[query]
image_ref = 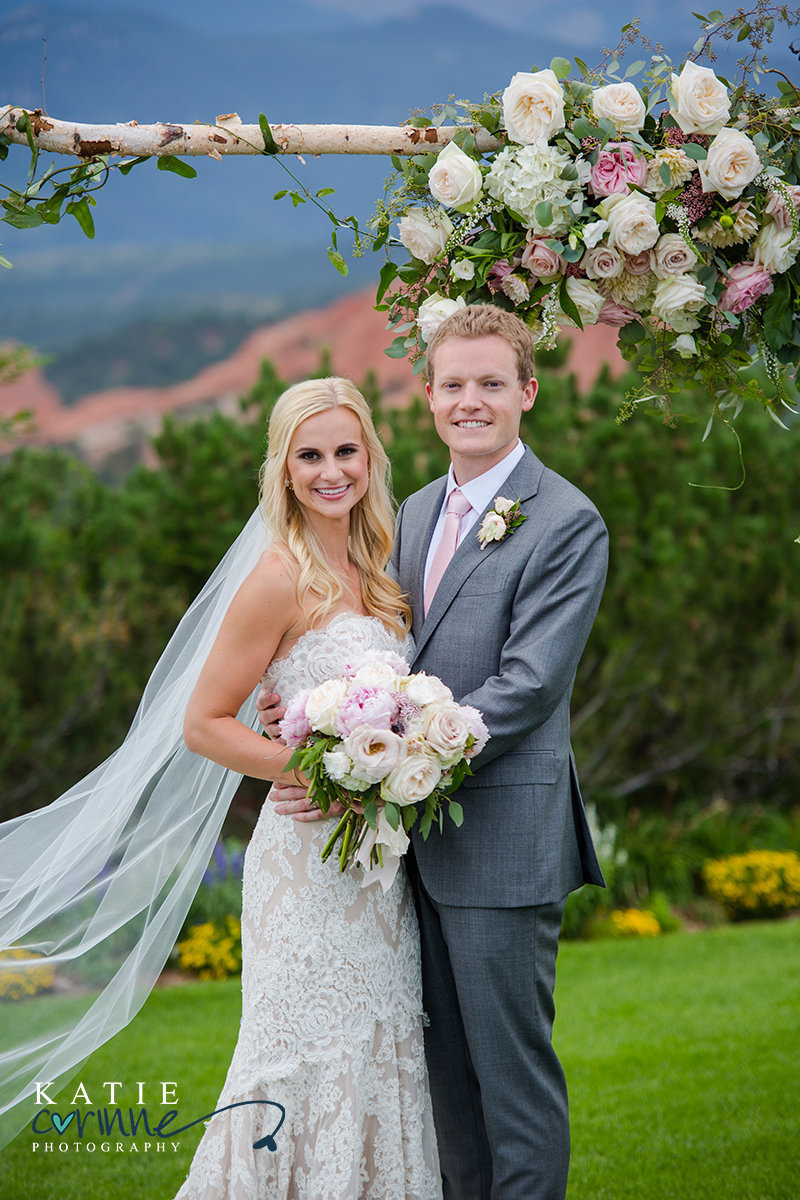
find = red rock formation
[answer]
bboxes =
[1,285,626,468]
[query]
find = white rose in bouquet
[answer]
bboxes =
[502,69,565,144]
[592,81,646,132]
[428,142,483,211]
[344,727,407,786]
[397,206,454,264]
[651,274,707,332]
[698,128,761,200]
[418,293,468,343]
[752,221,800,273]
[651,233,698,278]
[305,678,349,735]
[451,258,476,280]
[603,192,660,255]
[583,218,609,249]
[669,61,730,135]
[424,703,471,761]
[560,277,605,327]
[350,660,403,690]
[322,747,355,783]
[381,753,443,807]
[403,671,454,707]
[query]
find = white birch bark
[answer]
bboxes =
[0,106,500,158]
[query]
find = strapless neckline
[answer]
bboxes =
[266,611,388,675]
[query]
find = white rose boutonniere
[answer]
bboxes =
[477,496,527,549]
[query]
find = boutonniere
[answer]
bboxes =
[477,496,527,549]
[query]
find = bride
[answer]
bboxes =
[173,376,441,1198]
[0,376,440,1198]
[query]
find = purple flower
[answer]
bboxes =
[335,685,400,738]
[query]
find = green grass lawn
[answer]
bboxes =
[1,919,797,1200]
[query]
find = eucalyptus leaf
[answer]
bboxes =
[550,56,572,80]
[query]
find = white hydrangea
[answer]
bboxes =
[486,143,588,233]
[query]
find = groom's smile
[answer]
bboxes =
[426,335,538,482]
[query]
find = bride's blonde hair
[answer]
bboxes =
[259,377,411,638]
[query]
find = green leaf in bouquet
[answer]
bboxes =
[383,801,400,831]
[550,57,572,81]
[362,799,378,830]
[402,806,418,831]
[558,275,583,329]
[682,143,708,161]
[448,800,464,828]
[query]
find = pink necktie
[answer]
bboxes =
[425,488,472,615]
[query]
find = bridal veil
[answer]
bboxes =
[0,507,270,1147]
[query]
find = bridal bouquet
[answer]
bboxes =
[280,650,489,874]
[376,12,800,422]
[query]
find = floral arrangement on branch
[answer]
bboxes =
[280,650,489,875]
[375,9,800,426]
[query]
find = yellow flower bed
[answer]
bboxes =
[703,850,800,919]
[610,908,661,938]
[0,947,56,1000]
[177,915,242,980]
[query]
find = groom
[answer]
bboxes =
[265,304,608,1199]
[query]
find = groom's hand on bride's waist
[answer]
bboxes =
[256,689,285,739]
[268,782,345,822]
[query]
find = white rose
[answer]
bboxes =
[493,496,514,515]
[651,233,697,278]
[417,293,467,344]
[752,221,800,273]
[322,747,355,783]
[351,661,401,690]
[698,128,761,201]
[669,61,730,135]
[428,142,483,211]
[592,82,646,132]
[603,192,659,255]
[583,218,609,249]
[502,69,565,145]
[305,678,348,735]
[381,753,442,807]
[477,511,506,546]
[582,244,624,281]
[344,726,407,785]
[397,206,454,264]
[451,258,476,280]
[673,334,698,358]
[424,703,470,760]
[560,277,605,327]
[375,808,410,858]
[403,672,453,707]
[651,274,707,332]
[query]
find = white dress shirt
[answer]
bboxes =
[423,440,526,592]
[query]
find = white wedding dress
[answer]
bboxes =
[174,613,441,1200]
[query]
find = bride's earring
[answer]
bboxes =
[285,477,294,491]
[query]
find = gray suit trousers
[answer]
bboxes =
[407,851,569,1200]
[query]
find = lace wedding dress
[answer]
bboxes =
[174,613,441,1200]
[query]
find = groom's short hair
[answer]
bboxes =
[425,304,536,387]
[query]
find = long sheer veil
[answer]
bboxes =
[0,507,270,1148]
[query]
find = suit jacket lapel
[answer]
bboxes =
[414,447,544,657]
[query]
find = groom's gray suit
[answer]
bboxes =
[391,444,608,1200]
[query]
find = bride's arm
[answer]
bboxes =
[183,552,304,783]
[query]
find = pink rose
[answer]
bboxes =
[582,244,624,281]
[521,237,565,278]
[599,298,638,327]
[280,690,312,747]
[335,684,399,738]
[589,142,648,197]
[624,250,653,276]
[719,262,774,315]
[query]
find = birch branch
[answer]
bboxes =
[0,106,501,159]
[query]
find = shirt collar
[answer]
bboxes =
[444,440,525,516]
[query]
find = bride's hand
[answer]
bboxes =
[269,781,346,822]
